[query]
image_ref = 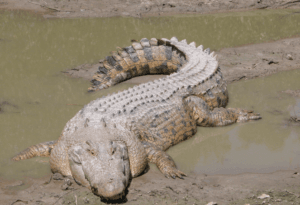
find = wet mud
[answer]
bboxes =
[1,0,300,18]
[2,168,300,205]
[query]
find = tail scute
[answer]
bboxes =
[88,37,187,92]
[12,140,57,161]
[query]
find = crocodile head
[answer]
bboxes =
[68,140,130,200]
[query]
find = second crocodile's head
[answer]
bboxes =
[68,140,131,200]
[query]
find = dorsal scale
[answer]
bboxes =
[87,37,219,118]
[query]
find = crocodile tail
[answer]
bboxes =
[88,37,187,92]
[12,140,58,161]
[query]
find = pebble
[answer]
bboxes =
[257,194,270,199]
[286,54,293,60]
[206,202,217,205]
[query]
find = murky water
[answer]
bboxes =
[0,9,300,180]
[168,69,300,175]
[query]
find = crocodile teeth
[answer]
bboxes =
[189,42,196,48]
[170,37,179,42]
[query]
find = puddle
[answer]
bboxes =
[0,9,300,180]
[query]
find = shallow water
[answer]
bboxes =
[168,69,300,175]
[0,9,300,180]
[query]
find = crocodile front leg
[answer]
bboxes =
[185,96,261,127]
[143,142,186,179]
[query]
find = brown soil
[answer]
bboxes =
[1,168,300,205]
[1,0,300,18]
[1,1,300,205]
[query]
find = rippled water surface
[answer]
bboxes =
[0,9,300,179]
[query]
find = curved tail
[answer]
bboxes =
[12,140,58,161]
[88,37,187,92]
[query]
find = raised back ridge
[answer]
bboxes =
[82,37,220,121]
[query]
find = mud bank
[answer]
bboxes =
[2,168,300,205]
[1,0,300,18]
[65,37,300,85]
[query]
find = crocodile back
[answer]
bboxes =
[64,37,226,136]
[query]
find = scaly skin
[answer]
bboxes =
[12,37,261,200]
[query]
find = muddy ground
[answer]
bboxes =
[1,168,300,205]
[1,0,300,18]
[1,1,300,205]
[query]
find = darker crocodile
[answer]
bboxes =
[13,37,261,200]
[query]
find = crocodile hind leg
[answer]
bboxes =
[185,96,261,127]
[143,142,186,179]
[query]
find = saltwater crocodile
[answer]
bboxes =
[13,37,261,200]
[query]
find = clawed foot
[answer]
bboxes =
[162,167,186,179]
[235,109,261,122]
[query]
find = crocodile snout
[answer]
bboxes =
[92,180,125,200]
